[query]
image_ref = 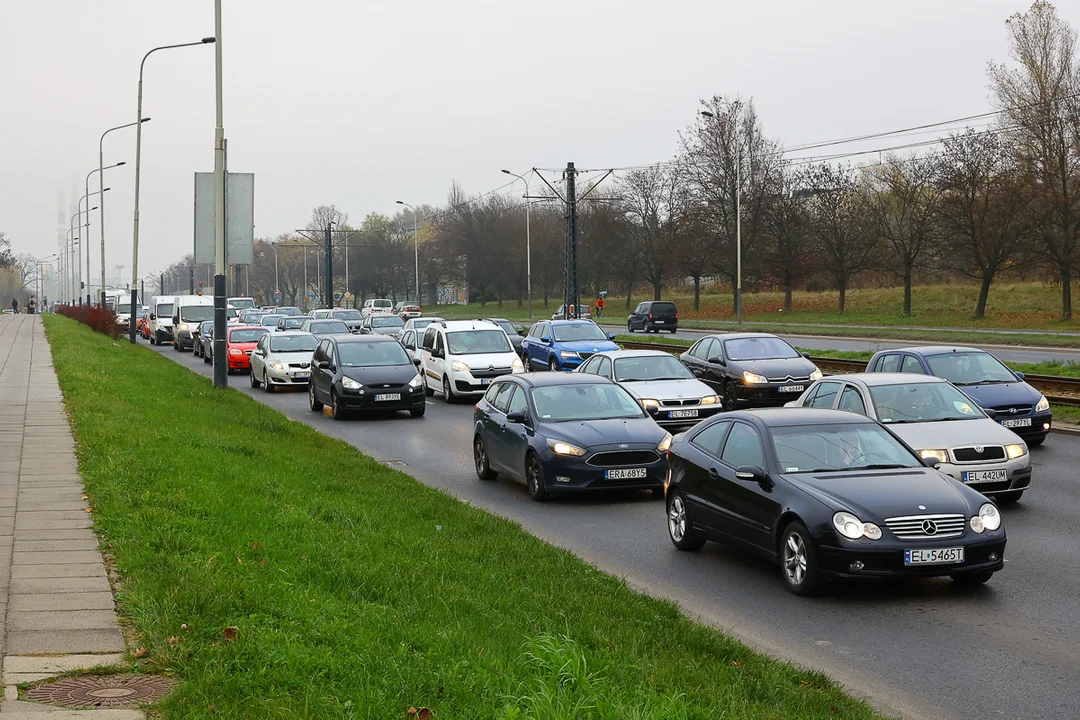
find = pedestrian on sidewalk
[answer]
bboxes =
[27,296,37,314]
[10,297,18,314]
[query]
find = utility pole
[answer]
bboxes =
[211,0,228,388]
[159,273,164,296]
[140,279,145,305]
[189,267,194,296]
[324,222,334,308]
[563,162,579,319]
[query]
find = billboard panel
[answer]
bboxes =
[194,172,254,265]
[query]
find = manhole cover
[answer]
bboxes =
[26,674,173,709]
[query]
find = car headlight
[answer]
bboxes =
[341,377,362,390]
[560,350,578,359]
[742,371,768,385]
[1005,443,1027,460]
[919,449,949,464]
[832,511,882,540]
[268,361,284,371]
[408,374,424,388]
[547,438,587,456]
[511,358,524,372]
[700,395,720,405]
[640,398,660,409]
[451,360,470,373]
[1035,395,1050,413]
[228,348,242,356]
[657,432,673,452]
[810,369,824,381]
[979,502,1001,532]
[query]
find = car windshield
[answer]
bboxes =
[261,315,284,327]
[134,309,146,318]
[614,355,694,382]
[117,304,131,315]
[331,310,362,321]
[771,423,922,473]
[310,321,350,334]
[925,351,1017,385]
[281,318,306,329]
[229,329,268,343]
[447,330,511,355]
[372,316,404,328]
[271,335,317,353]
[277,307,302,316]
[531,383,645,421]
[241,312,265,322]
[553,323,607,342]
[226,307,239,319]
[868,382,985,423]
[200,321,214,334]
[180,306,214,322]
[413,319,437,329]
[338,341,411,367]
[724,336,799,361]
[156,303,173,317]
[494,320,516,335]
[229,298,255,309]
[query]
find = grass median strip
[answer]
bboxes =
[43,315,882,719]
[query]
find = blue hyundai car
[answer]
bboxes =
[520,320,619,371]
[471,373,671,501]
[866,346,1051,446]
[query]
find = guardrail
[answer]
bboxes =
[618,340,1080,408]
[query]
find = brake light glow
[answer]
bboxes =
[649,312,653,320]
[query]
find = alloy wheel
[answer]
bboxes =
[783,532,808,587]
[443,376,453,403]
[549,359,559,372]
[668,495,687,542]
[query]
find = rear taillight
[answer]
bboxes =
[675,312,679,320]
[649,312,653,320]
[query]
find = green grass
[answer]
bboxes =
[43,315,883,720]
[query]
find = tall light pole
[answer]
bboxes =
[72,201,103,304]
[501,170,533,318]
[396,201,420,304]
[64,228,78,304]
[130,36,215,345]
[99,120,148,306]
[700,108,741,325]
[85,163,125,306]
[210,0,229,387]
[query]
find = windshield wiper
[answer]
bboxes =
[855,463,910,470]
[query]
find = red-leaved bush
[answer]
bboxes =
[57,305,122,339]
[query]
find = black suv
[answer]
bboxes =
[626,301,678,333]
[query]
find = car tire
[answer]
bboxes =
[308,382,323,411]
[203,351,211,365]
[174,340,181,352]
[524,355,534,372]
[951,570,994,586]
[669,329,677,334]
[424,379,434,397]
[996,490,1024,503]
[149,334,155,345]
[525,452,548,501]
[473,436,497,480]
[667,490,705,551]
[331,390,347,420]
[263,372,274,393]
[226,367,233,376]
[442,376,454,404]
[627,321,634,333]
[250,371,260,388]
[722,381,739,412]
[780,521,822,596]
[549,358,559,372]
[410,406,425,418]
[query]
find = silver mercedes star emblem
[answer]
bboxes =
[974,445,984,453]
[618,444,629,449]
[922,520,938,535]
[918,504,927,510]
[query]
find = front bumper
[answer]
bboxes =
[737,383,810,407]
[653,404,722,428]
[265,366,312,385]
[452,368,521,394]
[997,411,1052,442]
[539,447,667,492]
[155,327,174,341]
[936,456,1032,497]
[175,330,194,348]
[336,384,427,411]
[816,532,1006,580]
[227,353,251,370]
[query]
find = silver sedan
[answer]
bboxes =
[249,331,318,392]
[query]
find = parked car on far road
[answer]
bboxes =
[626,300,679,334]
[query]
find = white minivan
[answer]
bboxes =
[171,296,216,351]
[361,298,394,318]
[421,320,523,402]
[228,297,257,311]
[147,296,176,345]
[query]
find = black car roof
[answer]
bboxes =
[700,332,783,341]
[511,372,615,389]
[724,408,874,427]
[332,334,396,344]
[875,346,981,356]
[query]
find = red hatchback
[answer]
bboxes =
[226,326,269,373]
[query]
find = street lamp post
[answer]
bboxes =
[129,36,215,345]
[700,108,741,325]
[395,201,420,304]
[77,191,109,305]
[501,170,533,318]
[85,163,125,306]
[99,120,148,306]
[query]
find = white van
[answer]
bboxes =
[361,298,394,318]
[148,296,176,345]
[228,297,257,311]
[421,320,523,402]
[172,296,216,351]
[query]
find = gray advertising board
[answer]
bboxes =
[194,172,254,265]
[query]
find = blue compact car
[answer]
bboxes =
[520,320,619,371]
[866,346,1051,446]
[472,373,671,501]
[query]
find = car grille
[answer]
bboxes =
[951,445,1006,463]
[660,398,701,407]
[289,362,310,369]
[470,367,513,379]
[765,375,811,383]
[577,352,594,360]
[884,513,966,540]
[586,450,661,467]
[991,404,1032,416]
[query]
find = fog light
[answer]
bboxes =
[1043,423,1050,431]
[555,476,571,484]
[849,561,864,572]
[989,553,998,562]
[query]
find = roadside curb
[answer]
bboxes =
[1050,423,1080,436]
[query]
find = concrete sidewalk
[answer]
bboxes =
[0,316,137,718]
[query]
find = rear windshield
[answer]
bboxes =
[310,321,350,334]
[229,328,268,343]
[650,302,676,314]
[180,306,214,322]
[276,307,302,316]
[229,298,256,309]
[372,300,393,308]
[280,318,306,328]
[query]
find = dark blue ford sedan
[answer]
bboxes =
[472,373,670,501]
[866,346,1051,446]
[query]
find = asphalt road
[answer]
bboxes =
[152,340,1080,720]
[602,324,1080,365]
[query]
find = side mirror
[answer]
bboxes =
[1014,371,1025,381]
[608,334,616,341]
[149,313,156,320]
[735,465,771,490]
[543,337,552,345]
[983,408,997,419]
[413,357,422,366]
[708,356,725,366]
[506,411,526,424]
[518,329,527,336]
[922,456,942,469]
[801,351,811,359]
[317,360,330,370]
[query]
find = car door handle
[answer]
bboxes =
[708,467,721,480]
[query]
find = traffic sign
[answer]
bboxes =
[333,292,342,301]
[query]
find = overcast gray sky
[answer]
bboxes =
[2,0,1076,287]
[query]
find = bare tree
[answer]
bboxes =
[0,232,14,270]
[619,164,686,301]
[761,164,814,313]
[937,130,1034,318]
[989,0,1080,318]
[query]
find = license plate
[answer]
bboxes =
[293,373,309,380]
[605,467,647,480]
[654,320,664,324]
[778,384,804,393]
[374,393,401,402]
[905,547,964,566]
[479,378,490,386]
[962,469,1007,483]
[668,409,698,419]
[1001,418,1032,428]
